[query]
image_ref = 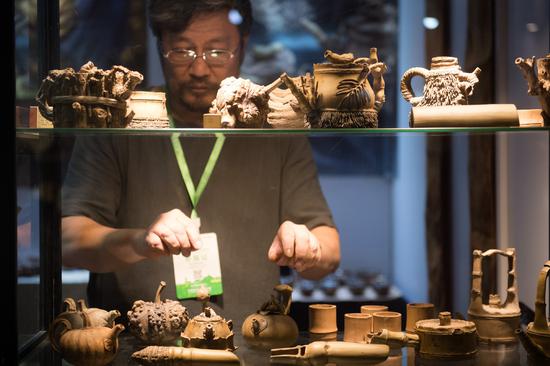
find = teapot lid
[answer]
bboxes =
[192,307,225,323]
[416,312,476,334]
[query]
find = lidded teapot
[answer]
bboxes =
[401,56,481,106]
[242,284,299,349]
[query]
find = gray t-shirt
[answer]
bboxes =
[62,134,335,324]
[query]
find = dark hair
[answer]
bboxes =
[148,0,253,40]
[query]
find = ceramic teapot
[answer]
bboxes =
[50,311,125,366]
[242,284,299,349]
[281,48,387,128]
[127,281,189,345]
[181,306,236,351]
[517,261,550,359]
[401,56,481,107]
[516,54,550,123]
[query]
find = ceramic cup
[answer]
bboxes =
[372,311,402,333]
[343,313,373,343]
[309,304,337,341]
[360,305,389,331]
[406,303,435,334]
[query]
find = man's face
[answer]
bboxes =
[160,10,243,115]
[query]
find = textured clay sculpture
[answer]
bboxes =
[77,299,120,328]
[282,48,387,128]
[308,304,338,341]
[516,54,550,123]
[241,284,299,349]
[415,312,478,359]
[371,329,420,349]
[270,341,390,365]
[127,281,189,345]
[467,248,521,343]
[401,56,480,107]
[36,61,143,128]
[517,261,550,359]
[181,294,235,351]
[131,346,241,365]
[49,312,125,366]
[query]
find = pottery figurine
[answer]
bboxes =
[271,341,390,365]
[467,248,521,343]
[516,54,550,123]
[49,312,124,366]
[401,56,481,107]
[131,346,241,365]
[518,261,550,359]
[127,281,189,345]
[281,48,387,128]
[242,284,299,349]
[77,299,120,328]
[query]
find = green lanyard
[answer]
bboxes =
[170,116,225,219]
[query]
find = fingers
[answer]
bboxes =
[269,221,321,272]
[144,209,202,258]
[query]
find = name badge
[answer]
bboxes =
[173,232,223,299]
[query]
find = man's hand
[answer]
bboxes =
[139,209,202,258]
[268,220,321,272]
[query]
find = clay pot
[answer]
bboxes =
[127,281,189,345]
[343,313,372,344]
[416,312,478,359]
[309,304,337,341]
[50,314,125,366]
[406,303,435,334]
[182,306,235,351]
[242,284,299,349]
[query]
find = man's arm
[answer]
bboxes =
[268,221,340,280]
[62,209,202,273]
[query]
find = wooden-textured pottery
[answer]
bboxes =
[467,248,521,343]
[372,311,402,333]
[308,304,337,341]
[271,341,390,365]
[242,284,299,349]
[406,303,435,334]
[360,305,388,332]
[416,312,478,359]
[516,54,550,123]
[127,281,189,345]
[401,56,480,107]
[520,261,550,358]
[343,313,372,344]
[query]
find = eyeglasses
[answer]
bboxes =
[163,48,236,66]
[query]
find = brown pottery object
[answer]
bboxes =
[281,48,387,128]
[182,306,235,351]
[518,261,550,359]
[516,54,550,123]
[467,248,521,343]
[242,284,299,349]
[131,346,241,365]
[406,303,435,334]
[343,313,373,344]
[401,56,481,107]
[49,312,125,366]
[360,305,388,332]
[415,312,478,359]
[372,311,402,334]
[271,341,390,365]
[127,281,189,345]
[308,304,337,341]
[35,61,143,128]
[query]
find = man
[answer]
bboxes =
[62,0,340,322]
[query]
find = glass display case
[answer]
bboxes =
[14,126,550,366]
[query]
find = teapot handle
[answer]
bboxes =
[533,261,550,332]
[400,67,428,106]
